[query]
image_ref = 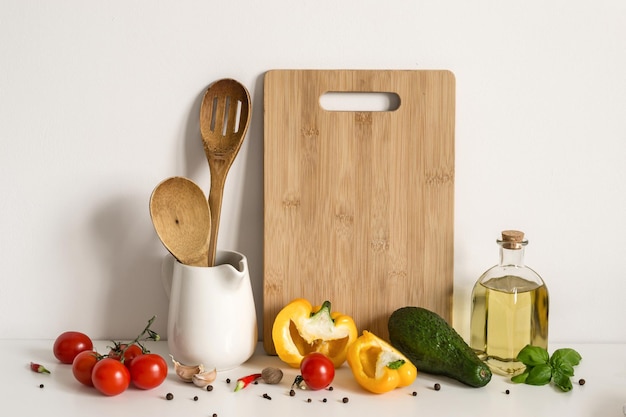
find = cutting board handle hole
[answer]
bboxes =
[319,92,400,112]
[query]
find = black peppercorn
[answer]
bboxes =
[226,378,231,383]
[39,384,44,389]
[579,378,586,385]
[505,389,510,395]
[307,398,312,403]
[289,389,296,396]
[322,398,327,403]
[434,383,441,391]
[342,397,349,403]
[328,386,334,391]
[412,391,417,396]
[206,384,213,391]
[166,393,174,400]
[193,396,198,401]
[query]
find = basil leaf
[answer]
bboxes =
[553,371,573,392]
[553,360,574,377]
[551,348,582,367]
[511,346,581,391]
[511,370,529,384]
[525,363,552,385]
[516,345,550,366]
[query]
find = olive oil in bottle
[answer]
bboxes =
[470,230,549,375]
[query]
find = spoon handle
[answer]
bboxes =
[207,174,226,267]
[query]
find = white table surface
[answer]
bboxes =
[3,340,623,416]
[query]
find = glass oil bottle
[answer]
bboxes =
[470,230,549,375]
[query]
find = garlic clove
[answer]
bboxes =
[192,368,217,388]
[170,354,204,382]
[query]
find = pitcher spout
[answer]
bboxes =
[215,250,248,274]
[161,249,249,298]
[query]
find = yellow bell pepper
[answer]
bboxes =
[272,298,358,368]
[347,330,418,394]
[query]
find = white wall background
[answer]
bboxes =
[1,0,625,343]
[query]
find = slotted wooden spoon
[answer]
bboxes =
[200,78,251,266]
[149,176,211,267]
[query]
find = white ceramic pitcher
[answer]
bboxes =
[161,250,257,371]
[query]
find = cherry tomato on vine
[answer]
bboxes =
[109,343,143,368]
[92,358,130,396]
[53,331,93,364]
[300,352,335,390]
[72,350,99,386]
[129,353,168,390]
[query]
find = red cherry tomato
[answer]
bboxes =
[53,331,94,364]
[300,352,335,390]
[72,350,99,386]
[129,353,168,390]
[108,344,143,368]
[92,358,130,396]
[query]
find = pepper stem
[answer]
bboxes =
[387,359,406,370]
[291,375,306,389]
[311,301,333,320]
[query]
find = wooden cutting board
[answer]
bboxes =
[263,70,455,354]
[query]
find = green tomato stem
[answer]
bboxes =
[108,316,161,361]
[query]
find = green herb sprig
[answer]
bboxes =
[511,345,582,392]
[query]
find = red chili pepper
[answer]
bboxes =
[30,362,51,374]
[234,373,262,392]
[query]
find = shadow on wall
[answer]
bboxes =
[84,75,267,342]
[183,87,211,192]
[234,73,265,342]
[90,192,170,339]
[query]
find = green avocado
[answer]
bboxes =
[388,306,492,388]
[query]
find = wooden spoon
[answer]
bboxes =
[149,177,211,267]
[200,79,252,266]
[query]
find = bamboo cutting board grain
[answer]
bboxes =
[263,70,455,354]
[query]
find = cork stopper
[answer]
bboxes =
[499,230,527,249]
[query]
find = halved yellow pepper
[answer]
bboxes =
[347,330,418,394]
[272,298,357,368]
